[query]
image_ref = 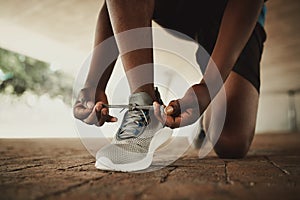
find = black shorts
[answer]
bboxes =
[153,0,267,92]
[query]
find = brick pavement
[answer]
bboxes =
[0,133,299,200]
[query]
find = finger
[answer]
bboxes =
[164,106,174,115]
[97,107,109,126]
[73,103,93,119]
[94,101,104,112]
[96,114,118,127]
[165,108,198,128]
[165,100,181,117]
[155,101,181,128]
[153,102,166,125]
[83,107,98,125]
[86,101,95,109]
[164,115,180,129]
[95,102,117,126]
[76,91,94,108]
[106,115,118,123]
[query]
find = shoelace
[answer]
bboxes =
[103,104,152,139]
[103,103,166,139]
[103,104,153,111]
[118,109,149,138]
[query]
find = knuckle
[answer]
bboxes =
[74,114,81,120]
[73,111,83,120]
[85,121,94,125]
[98,121,105,126]
[165,122,173,128]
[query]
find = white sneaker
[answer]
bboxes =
[95,90,172,172]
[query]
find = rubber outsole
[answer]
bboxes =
[95,127,172,172]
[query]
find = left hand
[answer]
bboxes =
[154,84,210,129]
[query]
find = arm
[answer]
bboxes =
[74,2,118,125]
[193,0,265,114]
[158,0,264,128]
[84,2,118,91]
[211,0,264,81]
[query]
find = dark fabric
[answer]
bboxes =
[153,0,267,92]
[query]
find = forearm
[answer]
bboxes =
[210,0,264,81]
[84,2,118,90]
[195,0,264,110]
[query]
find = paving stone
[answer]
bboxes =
[0,133,300,199]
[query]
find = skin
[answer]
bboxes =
[73,2,117,126]
[155,0,263,158]
[206,72,259,158]
[74,0,264,158]
[106,0,156,100]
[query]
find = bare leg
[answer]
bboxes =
[203,72,259,158]
[106,0,156,100]
[74,2,118,125]
[85,2,117,90]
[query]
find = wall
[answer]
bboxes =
[256,92,300,133]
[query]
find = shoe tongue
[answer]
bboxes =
[129,92,153,106]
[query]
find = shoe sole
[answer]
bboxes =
[95,127,172,172]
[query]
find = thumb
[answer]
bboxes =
[86,101,95,109]
[165,100,181,117]
[106,115,118,123]
[164,106,174,115]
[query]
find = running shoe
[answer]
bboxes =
[95,89,172,172]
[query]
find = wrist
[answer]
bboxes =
[185,83,211,114]
[83,81,106,92]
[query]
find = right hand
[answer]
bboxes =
[73,87,117,126]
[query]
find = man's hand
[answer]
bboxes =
[73,87,117,126]
[154,84,210,129]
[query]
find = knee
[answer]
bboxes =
[213,130,254,159]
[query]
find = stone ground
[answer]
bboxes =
[0,133,300,200]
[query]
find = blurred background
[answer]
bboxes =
[0,0,299,138]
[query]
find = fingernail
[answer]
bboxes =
[165,106,174,114]
[112,117,118,122]
[86,101,94,109]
